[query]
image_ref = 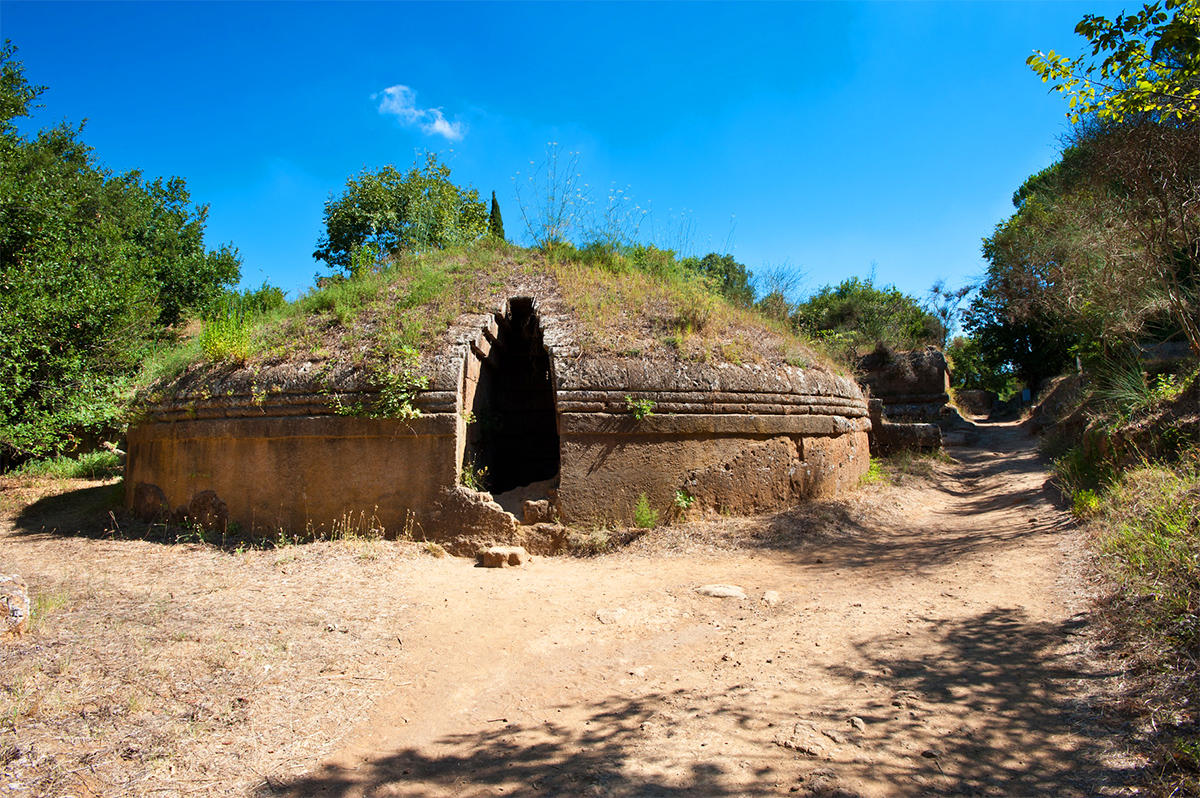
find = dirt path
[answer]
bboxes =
[268,422,1134,797]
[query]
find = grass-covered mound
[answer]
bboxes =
[134,243,840,417]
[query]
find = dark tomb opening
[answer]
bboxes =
[465,298,560,494]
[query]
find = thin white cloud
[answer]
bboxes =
[373,85,465,141]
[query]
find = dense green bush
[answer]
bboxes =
[792,276,942,360]
[0,44,240,465]
[680,253,754,308]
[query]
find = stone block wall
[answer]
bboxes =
[126,415,457,537]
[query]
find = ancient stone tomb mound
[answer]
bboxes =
[127,288,871,553]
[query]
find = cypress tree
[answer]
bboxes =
[488,191,505,241]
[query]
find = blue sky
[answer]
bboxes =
[4,1,1124,301]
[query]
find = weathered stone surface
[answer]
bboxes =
[430,487,520,556]
[131,482,171,523]
[556,358,866,402]
[559,427,870,524]
[857,347,951,423]
[523,500,554,525]
[683,437,804,515]
[127,286,874,544]
[762,590,781,607]
[516,523,570,555]
[478,545,529,568]
[184,490,229,533]
[126,415,457,538]
[802,430,872,499]
[1,574,30,637]
[867,400,942,456]
[695,584,746,599]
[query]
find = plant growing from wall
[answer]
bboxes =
[460,457,489,491]
[624,395,656,420]
[329,348,428,419]
[633,492,659,529]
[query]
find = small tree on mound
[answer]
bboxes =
[314,153,488,276]
[488,190,505,241]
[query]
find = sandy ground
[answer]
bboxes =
[1,421,1139,797]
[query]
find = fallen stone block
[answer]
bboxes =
[184,490,229,533]
[478,546,530,568]
[131,482,171,523]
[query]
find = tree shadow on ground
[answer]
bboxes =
[8,479,259,548]
[260,606,1136,798]
[8,480,125,537]
[739,430,1076,578]
[829,606,1136,796]
[257,690,777,798]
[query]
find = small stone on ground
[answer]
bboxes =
[695,584,746,599]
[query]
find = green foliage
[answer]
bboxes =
[792,276,942,360]
[10,449,122,480]
[1053,437,1119,496]
[624,395,656,420]
[946,335,1018,394]
[1072,488,1102,517]
[488,190,505,241]
[925,279,971,350]
[1093,459,1199,669]
[198,317,252,363]
[371,358,430,419]
[681,253,755,307]
[673,489,695,510]
[348,241,382,280]
[331,348,430,420]
[972,2,1200,390]
[633,492,659,529]
[313,153,488,276]
[960,272,1077,390]
[0,40,44,134]
[0,45,241,464]
[297,268,389,324]
[196,281,286,364]
[860,457,889,486]
[1007,8,1200,361]
[1028,0,1200,123]
[552,245,833,370]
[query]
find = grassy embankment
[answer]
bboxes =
[1044,364,1199,795]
